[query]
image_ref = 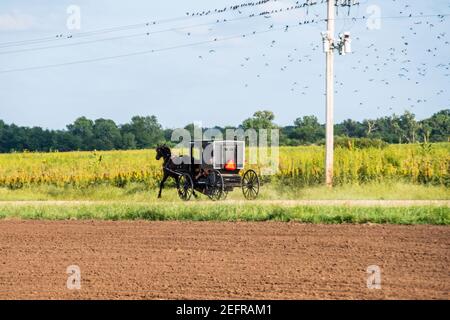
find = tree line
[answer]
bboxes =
[0,109,448,153]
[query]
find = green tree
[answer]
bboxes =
[5,124,27,151]
[399,111,419,143]
[280,126,297,146]
[91,119,122,150]
[241,110,278,145]
[0,120,6,153]
[242,110,277,130]
[291,115,324,144]
[25,127,53,152]
[335,119,365,138]
[420,109,450,142]
[52,130,81,151]
[67,117,94,150]
[369,116,400,143]
[121,116,164,148]
[122,132,137,149]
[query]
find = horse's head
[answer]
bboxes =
[155,144,171,161]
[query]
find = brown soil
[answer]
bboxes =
[0,220,448,300]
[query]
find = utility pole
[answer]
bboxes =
[321,0,352,187]
[325,0,335,188]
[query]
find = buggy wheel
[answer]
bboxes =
[221,190,229,200]
[242,169,259,200]
[177,173,194,201]
[206,170,224,201]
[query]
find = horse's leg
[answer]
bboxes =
[158,172,168,198]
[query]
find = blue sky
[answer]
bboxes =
[0,0,449,129]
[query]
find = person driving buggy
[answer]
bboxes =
[194,152,214,181]
[194,167,209,181]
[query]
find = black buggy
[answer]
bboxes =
[173,140,260,201]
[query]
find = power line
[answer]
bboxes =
[0,22,312,75]
[0,33,147,56]
[0,7,318,56]
[0,0,316,49]
[328,12,450,22]
[2,11,447,56]
[7,2,442,50]
[0,12,447,74]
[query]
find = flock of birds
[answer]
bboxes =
[338,3,449,112]
[0,0,448,116]
[189,1,449,115]
[184,0,343,18]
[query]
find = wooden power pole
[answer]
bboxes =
[325,0,335,188]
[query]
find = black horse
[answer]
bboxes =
[155,145,197,198]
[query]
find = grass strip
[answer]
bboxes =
[0,203,448,225]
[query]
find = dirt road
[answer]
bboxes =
[0,221,448,299]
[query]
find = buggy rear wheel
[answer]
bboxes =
[177,173,194,201]
[242,169,259,200]
[206,170,224,201]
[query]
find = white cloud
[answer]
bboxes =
[0,12,35,31]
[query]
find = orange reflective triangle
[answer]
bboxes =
[225,159,236,171]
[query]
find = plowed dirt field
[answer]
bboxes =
[0,220,448,299]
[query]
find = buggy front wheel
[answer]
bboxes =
[206,170,224,201]
[177,173,194,201]
[242,169,259,200]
